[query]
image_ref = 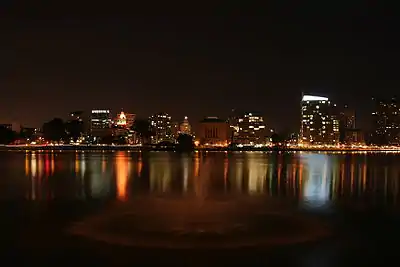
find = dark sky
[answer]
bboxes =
[1,2,399,131]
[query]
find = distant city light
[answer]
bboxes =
[92,110,110,114]
[302,95,329,102]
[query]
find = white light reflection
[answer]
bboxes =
[116,151,130,201]
[301,153,332,209]
[89,154,111,198]
[235,160,244,192]
[247,154,267,194]
[149,153,171,193]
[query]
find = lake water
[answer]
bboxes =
[1,150,400,266]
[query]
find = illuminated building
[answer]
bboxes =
[115,111,135,129]
[300,94,339,145]
[149,112,173,144]
[198,117,229,146]
[90,109,112,138]
[116,112,127,126]
[371,97,400,145]
[179,116,192,135]
[113,111,136,138]
[235,112,266,145]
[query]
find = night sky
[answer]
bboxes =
[1,2,399,132]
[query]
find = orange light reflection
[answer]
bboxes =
[116,152,129,201]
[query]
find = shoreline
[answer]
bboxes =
[1,144,400,153]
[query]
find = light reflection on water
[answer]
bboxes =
[2,151,400,210]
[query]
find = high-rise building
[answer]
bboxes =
[371,97,400,145]
[235,112,266,145]
[300,95,339,145]
[149,112,173,144]
[90,109,112,138]
[198,117,229,146]
[179,116,192,135]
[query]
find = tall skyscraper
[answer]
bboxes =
[300,95,339,145]
[90,109,112,138]
[149,112,173,144]
[371,97,400,145]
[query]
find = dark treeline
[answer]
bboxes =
[0,126,17,144]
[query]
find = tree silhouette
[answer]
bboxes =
[176,133,194,152]
[131,119,152,144]
[101,134,115,145]
[66,120,84,142]
[42,118,66,142]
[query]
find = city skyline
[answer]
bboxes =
[2,3,399,131]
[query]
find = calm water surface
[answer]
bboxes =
[1,150,400,266]
[2,150,399,207]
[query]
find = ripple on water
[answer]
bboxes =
[68,197,331,249]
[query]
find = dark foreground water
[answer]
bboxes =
[1,150,400,266]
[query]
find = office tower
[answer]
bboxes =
[90,109,112,138]
[149,112,173,144]
[300,94,339,145]
[371,97,400,145]
[236,112,266,145]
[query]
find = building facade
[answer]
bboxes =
[198,117,229,146]
[90,109,112,138]
[115,111,135,129]
[179,116,192,135]
[371,97,400,145]
[300,95,340,145]
[235,112,266,145]
[149,112,173,144]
